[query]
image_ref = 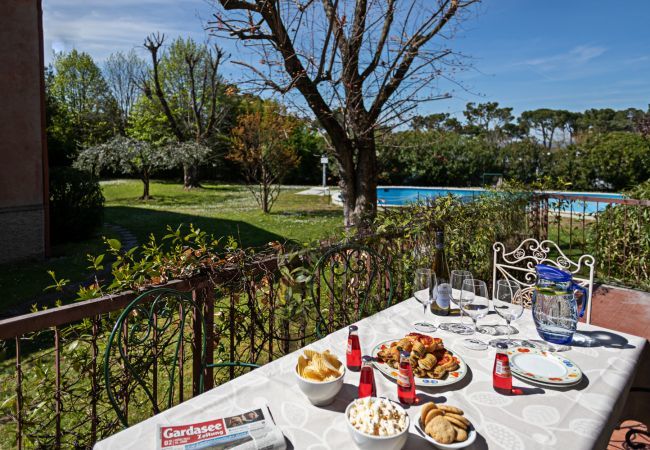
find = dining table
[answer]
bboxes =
[94,296,647,450]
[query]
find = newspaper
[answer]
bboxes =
[157,405,286,450]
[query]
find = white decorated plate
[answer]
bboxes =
[371,338,468,387]
[507,347,582,385]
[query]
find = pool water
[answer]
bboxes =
[377,187,624,215]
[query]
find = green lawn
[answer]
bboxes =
[0,180,342,313]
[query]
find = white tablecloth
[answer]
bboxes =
[95,298,646,450]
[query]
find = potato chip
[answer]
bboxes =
[297,349,343,382]
[313,358,329,374]
[303,367,324,381]
[323,351,342,370]
[321,358,339,373]
[297,355,308,375]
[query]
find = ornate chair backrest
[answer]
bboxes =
[311,245,393,337]
[104,288,206,427]
[492,238,596,323]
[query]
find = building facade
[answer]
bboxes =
[0,0,49,263]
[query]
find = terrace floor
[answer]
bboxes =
[592,285,650,449]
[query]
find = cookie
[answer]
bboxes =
[444,413,470,430]
[425,415,456,444]
[453,425,468,442]
[420,402,436,423]
[437,404,464,415]
[424,408,444,425]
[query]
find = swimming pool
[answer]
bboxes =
[377,187,625,215]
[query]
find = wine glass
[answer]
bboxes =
[413,268,437,332]
[460,279,489,350]
[439,270,474,334]
[489,279,525,348]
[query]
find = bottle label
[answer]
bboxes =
[397,370,411,388]
[347,342,352,354]
[495,359,511,378]
[436,283,452,308]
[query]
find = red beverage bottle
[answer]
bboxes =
[397,351,416,404]
[358,356,377,398]
[493,343,513,394]
[346,325,362,371]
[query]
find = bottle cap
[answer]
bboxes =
[362,355,373,363]
[496,342,508,350]
[400,350,411,358]
[349,325,358,332]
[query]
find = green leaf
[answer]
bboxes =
[106,239,122,251]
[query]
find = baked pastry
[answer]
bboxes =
[437,404,464,415]
[453,425,468,442]
[420,402,436,423]
[444,413,469,430]
[424,408,444,424]
[420,401,472,444]
[425,415,456,444]
[376,333,459,380]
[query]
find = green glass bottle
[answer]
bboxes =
[431,230,451,316]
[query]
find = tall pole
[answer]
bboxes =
[320,155,328,188]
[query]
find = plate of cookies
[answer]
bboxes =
[373,332,468,387]
[415,401,476,448]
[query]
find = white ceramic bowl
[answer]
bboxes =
[345,398,409,450]
[294,364,344,406]
[415,416,477,449]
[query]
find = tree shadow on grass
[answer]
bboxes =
[105,205,291,248]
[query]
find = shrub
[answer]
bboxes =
[592,179,650,289]
[365,187,533,294]
[49,167,104,243]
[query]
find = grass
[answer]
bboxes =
[0,180,342,314]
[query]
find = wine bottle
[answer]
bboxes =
[431,230,451,316]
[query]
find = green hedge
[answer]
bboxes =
[49,167,104,243]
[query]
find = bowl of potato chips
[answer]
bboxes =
[295,349,345,405]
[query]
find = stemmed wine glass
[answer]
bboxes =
[439,270,473,334]
[459,279,489,350]
[489,279,525,348]
[413,268,437,332]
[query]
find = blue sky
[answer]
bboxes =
[43,0,650,118]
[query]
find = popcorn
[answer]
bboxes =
[347,397,407,437]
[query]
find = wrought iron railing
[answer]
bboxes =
[0,234,421,449]
[529,193,650,288]
[1,191,647,448]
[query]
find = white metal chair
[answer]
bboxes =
[492,238,596,323]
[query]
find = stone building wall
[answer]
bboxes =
[0,0,48,263]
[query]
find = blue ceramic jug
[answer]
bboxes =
[532,264,588,345]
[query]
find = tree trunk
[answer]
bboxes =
[338,135,378,228]
[183,164,200,189]
[141,170,151,200]
[261,166,270,213]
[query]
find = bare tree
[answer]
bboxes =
[104,50,147,132]
[141,33,227,188]
[210,0,478,226]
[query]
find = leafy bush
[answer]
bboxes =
[49,167,104,243]
[365,187,533,294]
[581,132,650,190]
[592,179,650,289]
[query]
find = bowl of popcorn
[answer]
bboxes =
[295,349,345,406]
[345,397,409,450]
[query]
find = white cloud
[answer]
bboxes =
[521,45,607,71]
[42,0,213,64]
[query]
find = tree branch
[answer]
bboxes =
[143,33,184,141]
